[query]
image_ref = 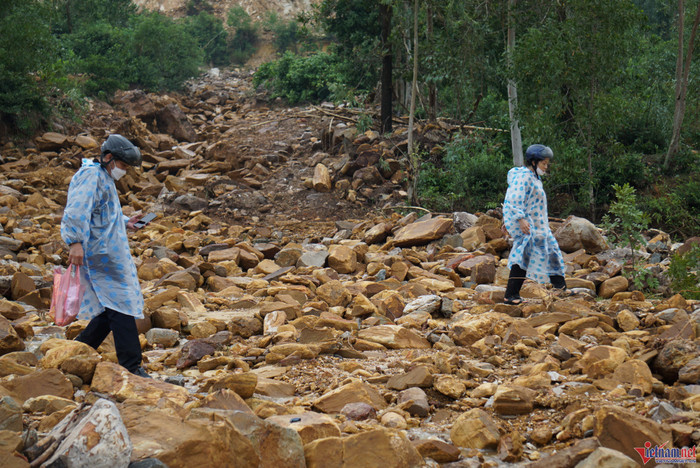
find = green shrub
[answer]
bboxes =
[0,0,56,131]
[228,6,258,64]
[668,245,700,299]
[417,134,510,213]
[263,12,299,53]
[185,11,229,66]
[254,51,345,104]
[65,22,135,97]
[602,183,659,292]
[130,13,203,91]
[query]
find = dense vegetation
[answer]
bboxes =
[0,0,698,239]
[256,0,700,238]
[0,0,298,131]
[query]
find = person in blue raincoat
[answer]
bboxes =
[61,134,150,377]
[502,144,567,305]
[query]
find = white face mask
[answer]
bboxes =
[536,167,547,177]
[111,166,127,181]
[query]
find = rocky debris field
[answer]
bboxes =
[0,69,699,467]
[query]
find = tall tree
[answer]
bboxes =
[665,0,700,168]
[407,0,419,205]
[380,2,393,133]
[507,0,523,166]
[515,0,644,219]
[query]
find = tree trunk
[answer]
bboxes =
[665,1,700,168]
[507,0,523,167]
[380,3,393,134]
[427,4,437,121]
[407,0,419,205]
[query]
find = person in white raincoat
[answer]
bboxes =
[61,134,149,377]
[502,144,567,305]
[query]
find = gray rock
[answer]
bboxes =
[0,236,23,252]
[679,357,700,384]
[398,387,430,417]
[403,295,442,316]
[453,212,478,232]
[145,328,180,348]
[0,396,22,431]
[296,245,328,268]
[341,402,377,421]
[43,399,132,468]
[554,215,608,254]
[172,194,208,212]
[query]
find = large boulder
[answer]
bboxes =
[41,399,131,468]
[121,402,259,467]
[304,428,424,468]
[594,405,672,466]
[393,217,453,247]
[155,104,197,142]
[91,362,189,405]
[554,216,608,253]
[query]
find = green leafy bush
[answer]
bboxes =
[129,13,203,91]
[417,134,510,213]
[228,6,258,64]
[668,245,700,299]
[0,0,56,131]
[66,22,135,97]
[253,52,345,104]
[185,11,229,66]
[602,183,659,292]
[263,12,299,53]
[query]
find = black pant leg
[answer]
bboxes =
[105,308,143,373]
[550,275,567,289]
[74,312,111,349]
[505,264,527,300]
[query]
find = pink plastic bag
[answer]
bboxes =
[50,264,85,326]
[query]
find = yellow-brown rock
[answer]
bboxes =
[599,276,629,299]
[316,280,352,307]
[450,408,500,449]
[313,163,332,192]
[304,428,423,468]
[121,402,259,467]
[393,217,453,247]
[2,369,73,404]
[460,226,486,251]
[91,361,189,405]
[313,380,387,413]
[267,411,341,445]
[39,340,99,369]
[328,245,357,274]
[576,345,628,378]
[594,405,672,465]
[357,325,430,349]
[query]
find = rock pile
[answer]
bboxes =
[0,70,698,467]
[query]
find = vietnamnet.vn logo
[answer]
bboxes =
[634,441,697,465]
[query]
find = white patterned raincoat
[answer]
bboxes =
[503,166,565,283]
[60,159,144,320]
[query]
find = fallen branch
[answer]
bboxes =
[311,106,358,123]
[384,205,432,214]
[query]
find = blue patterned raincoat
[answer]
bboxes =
[60,159,144,320]
[503,166,565,284]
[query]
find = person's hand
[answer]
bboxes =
[126,214,142,230]
[68,243,84,265]
[519,218,530,235]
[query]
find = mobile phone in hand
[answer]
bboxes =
[133,212,156,229]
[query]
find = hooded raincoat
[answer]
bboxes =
[503,166,565,284]
[60,159,144,320]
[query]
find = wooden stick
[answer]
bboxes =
[384,205,432,214]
